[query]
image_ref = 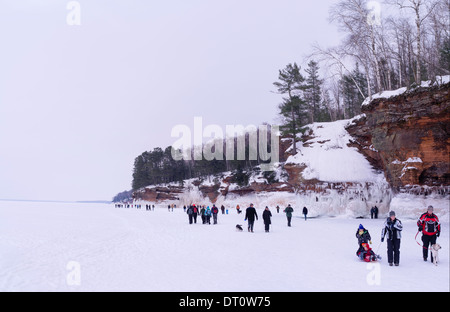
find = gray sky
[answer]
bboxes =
[0,0,341,201]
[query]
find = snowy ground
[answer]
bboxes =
[0,200,448,292]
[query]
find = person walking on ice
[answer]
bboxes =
[284,204,294,227]
[262,206,272,233]
[211,205,219,224]
[186,205,195,224]
[417,205,441,263]
[205,206,212,225]
[244,203,258,233]
[381,211,403,266]
[302,206,308,221]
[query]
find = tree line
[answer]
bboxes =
[131,128,278,190]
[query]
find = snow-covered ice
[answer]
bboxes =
[0,200,448,292]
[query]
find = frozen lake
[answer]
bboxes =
[0,200,448,292]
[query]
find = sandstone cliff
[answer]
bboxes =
[347,78,450,193]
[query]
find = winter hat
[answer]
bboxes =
[427,205,434,211]
[389,211,396,217]
[358,224,364,230]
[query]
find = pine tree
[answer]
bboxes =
[273,63,305,153]
[340,63,367,118]
[278,95,308,138]
[304,60,325,123]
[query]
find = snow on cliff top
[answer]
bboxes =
[362,75,450,107]
[286,118,383,183]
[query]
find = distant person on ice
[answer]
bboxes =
[186,205,195,224]
[192,205,198,223]
[284,204,294,227]
[205,206,212,224]
[417,205,441,263]
[382,211,403,266]
[370,206,379,219]
[200,206,206,224]
[245,203,258,232]
[211,205,219,224]
[302,206,308,221]
[262,206,272,233]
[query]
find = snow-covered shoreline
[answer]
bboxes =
[134,115,448,220]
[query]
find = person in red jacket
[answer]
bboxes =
[417,205,441,262]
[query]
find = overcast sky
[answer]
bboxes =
[0,0,342,201]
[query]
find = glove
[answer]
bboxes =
[381,238,384,243]
[244,218,247,221]
[369,240,372,245]
[418,227,422,232]
[437,232,440,237]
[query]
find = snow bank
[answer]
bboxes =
[390,193,449,221]
[286,119,383,183]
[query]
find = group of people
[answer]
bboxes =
[114,203,154,210]
[243,203,297,232]
[186,204,221,225]
[243,203,308,232]
[356,205,441,266]
[184,203,309,233]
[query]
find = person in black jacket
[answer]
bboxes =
[370,206,379,219]
[186,205,195,224]
[382,211,403,266]
[302,207,308,221]
[262,206,272,233]
[245,203,258,233]
[356,224,372,259]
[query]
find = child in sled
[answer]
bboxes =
[357,242,379,262]
[356,224,378,262]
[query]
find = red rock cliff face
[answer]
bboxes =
[347,82,450,191]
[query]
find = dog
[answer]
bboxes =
[431,243,441,266]
[236,224,243,232]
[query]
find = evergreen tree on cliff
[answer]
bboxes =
[304,60,328,123]
[273,63,305,154]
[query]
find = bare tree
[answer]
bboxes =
[330,0,384,92]
[386,0,440,83]
[311,44,367,99]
